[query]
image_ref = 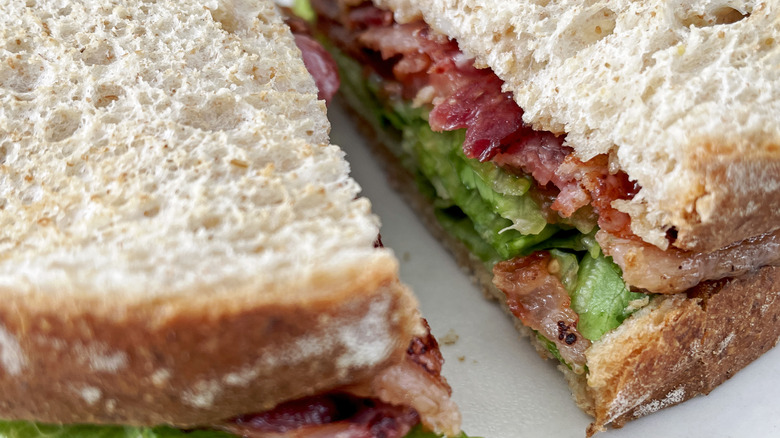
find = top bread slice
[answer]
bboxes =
[372,0,780,252]
[0,0,422,427]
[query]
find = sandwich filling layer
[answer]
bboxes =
[310,0,780,372]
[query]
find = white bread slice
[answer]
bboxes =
[372,0,780,252]
[0,0,422,426]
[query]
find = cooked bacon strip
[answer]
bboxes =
[344,320,461,436]
[285,15,340,104]
[356,21,471,101]
[217,321,459,438]
[347,2,394,28]
[294,34,341,103]
[356,19,530,162]
[597,229,780,294]
[429,76,526,162]
[492,132,572,187]
[220,394,419,438]
[553,155,640,237]
[493,252,590,373]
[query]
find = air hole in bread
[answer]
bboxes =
[65,161,86,178]
[100,113,123,126]
[559,8,616,58]
[190,214,222,231]
[94,83,125,108]
[81,39,116,66]
[640,76,665,104]
[681,6,749,28]
[45,108,81,143]
[180,95,244,132]
[5,37,32,54]
[588,8,616,40]
[109,20,129,38]
[139,194,162,219]
[210,4,240,34]
[59,143,76,159]
[56,5,72,17]
[143,204,160,218]
[20,185,42,206]
[55,22,81,41]
[711,6,748,25]
[0,55,44,93]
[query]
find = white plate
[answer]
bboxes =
[328,102,780,438]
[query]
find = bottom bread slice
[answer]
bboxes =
[338,97,780,434]
[0,267,421,427]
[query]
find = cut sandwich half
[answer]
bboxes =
[0,0,463,437]
[309,0,780,433]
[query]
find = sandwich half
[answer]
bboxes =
[0,0,462,437]
[308,0,780,433]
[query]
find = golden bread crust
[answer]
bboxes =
[669,138,780,251]
[586,265,780,433]
[0,271,421,426]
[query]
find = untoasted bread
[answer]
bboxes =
[0,0,422,426]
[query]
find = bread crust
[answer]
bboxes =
[670,138,780,251]
[0,261,422,426]
[586,265,780,433]
[340,97,780,432]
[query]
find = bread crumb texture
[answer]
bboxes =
[375,0,780,250]
[0,0,386,303]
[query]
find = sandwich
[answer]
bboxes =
[307,0,780,433]
[0,0,464,437]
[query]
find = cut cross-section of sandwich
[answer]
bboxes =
[309,0,780,433]
[0,0,462,437]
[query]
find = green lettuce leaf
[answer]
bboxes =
[548,249,580,293]
[0,422,233,438]
[532,228,600,259]
[434,207,502,265]
[404,424,477,438]
[292,0,315,21]
[569,253,646,341]
[535,333,569,369]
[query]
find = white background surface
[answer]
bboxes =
[328,102,780,438]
